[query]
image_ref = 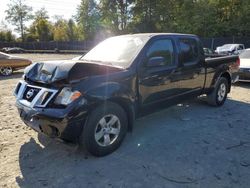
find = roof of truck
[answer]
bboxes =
[119,33,198,38]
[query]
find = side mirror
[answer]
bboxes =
[147,56,165,67]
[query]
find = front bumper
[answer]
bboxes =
[16,100,88,142]
[15,81,88,142]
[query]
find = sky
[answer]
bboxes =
[0,0,81,34]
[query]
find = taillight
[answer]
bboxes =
[236,58,240,67]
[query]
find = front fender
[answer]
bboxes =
[86,82,137,132]
[86,82,136,101]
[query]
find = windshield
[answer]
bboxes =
[240,50,250,59]
[81,35,148,68]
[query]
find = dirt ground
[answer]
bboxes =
[0,54,250,188]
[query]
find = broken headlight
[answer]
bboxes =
[54,87,82,106]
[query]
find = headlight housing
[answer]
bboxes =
[54,87,82,106]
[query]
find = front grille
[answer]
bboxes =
[14,80,58,108]
[40,92,53,106]
[23,86,41,102]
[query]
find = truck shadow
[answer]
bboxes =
[233,81,250,89]
[17,98,250,187]
[0,72,23,80]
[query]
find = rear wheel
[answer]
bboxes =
[0,67,13,76]
[80,102,128,157]
[207,77,229,106]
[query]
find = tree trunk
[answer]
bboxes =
[20,20,24,42]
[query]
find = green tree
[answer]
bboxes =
[53,17,69,41]
[0,30,16,42]
[0,21,16,42]
[67,19,80,41]
[36,19,52,41]
[129,0,250,37]
[130,0,164,32]
[99,0,133,34]
[34,7,49,20]
[34,8,52,41]
[210,0,250,36]
[75,0,100,39]
[26,8,52,41]
[5,0,33,41]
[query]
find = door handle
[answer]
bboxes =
[172,69,181,74]
[151,75,158,78]
[139,74,158,83]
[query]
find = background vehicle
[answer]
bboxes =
[14,33,239,156]
[1,47,26,53]
[203,47,214,55]
[203,47,223,58]
[0,52,32,76]
[238,48,250,81]
[216,44,245,55]
[1,47,10,52]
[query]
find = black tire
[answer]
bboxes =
[207,77,229,106]
[80,102,128,157]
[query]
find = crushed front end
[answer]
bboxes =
[14,60,123,142]
[14,79,88,142]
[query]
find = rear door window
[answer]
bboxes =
[179,38,199,65]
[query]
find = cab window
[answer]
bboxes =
[146,39,174,66]
[179,38,199,64]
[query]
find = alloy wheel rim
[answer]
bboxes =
[0,67,12,76]
[94,114,121,147]
[217,83,226,102]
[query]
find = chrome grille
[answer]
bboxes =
[23,86,41,102]
[14,80,58,108]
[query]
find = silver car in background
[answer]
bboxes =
[238,49,250,81]
[216,44,245,55]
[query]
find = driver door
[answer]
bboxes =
[138,38,181,107]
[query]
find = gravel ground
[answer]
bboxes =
[0,54,250,188]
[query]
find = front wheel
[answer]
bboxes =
[206,77,229,106]
[80,102,128,157]
[0,67,13,76]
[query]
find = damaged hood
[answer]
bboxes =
[24,60,123,84]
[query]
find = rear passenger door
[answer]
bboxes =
[177,37,205,95]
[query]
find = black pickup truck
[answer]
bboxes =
[14,33,239,156]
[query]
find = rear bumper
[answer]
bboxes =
[238,68,250,81]
[231,73,239,83]
[16,100,88,142]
